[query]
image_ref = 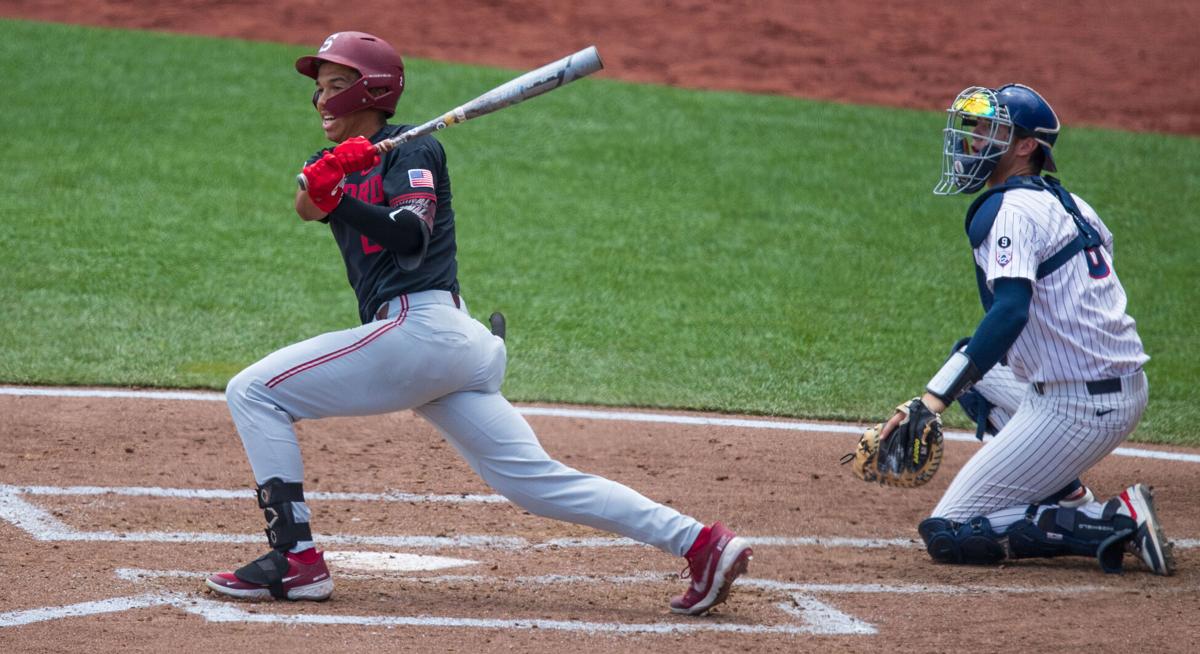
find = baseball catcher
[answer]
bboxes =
[842,83,1173,577]
[843,397,944,487]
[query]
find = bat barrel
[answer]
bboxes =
[297,46,604,189]
[570,45,604,78]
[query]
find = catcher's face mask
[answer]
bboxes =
[934,87,1014,195]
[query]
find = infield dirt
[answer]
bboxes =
[1,392,1198,652]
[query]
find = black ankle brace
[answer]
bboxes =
[255,478,312,551]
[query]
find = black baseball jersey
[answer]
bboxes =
[307,124,458,323]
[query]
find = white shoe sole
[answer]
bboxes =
[671,537,753,616]
[205,576,334,601]
[1125,484,1175,576]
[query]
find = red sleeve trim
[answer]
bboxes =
[389,192,438,207]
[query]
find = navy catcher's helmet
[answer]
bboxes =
[296,32,405,119]
[934,83,1060,195]
[996,84,1059,172]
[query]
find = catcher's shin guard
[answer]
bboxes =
[918,516,1006,565]
[1005,500,1136,573]
[255,478,312,551]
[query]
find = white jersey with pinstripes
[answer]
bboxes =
[975,187,1148,383]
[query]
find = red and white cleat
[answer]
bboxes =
[206,549,334,601]
[670,522,753,615]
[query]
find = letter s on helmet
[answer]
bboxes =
[296,32,405,119]
[934,83,1060,195]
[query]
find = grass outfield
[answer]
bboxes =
[2,20,1197,445]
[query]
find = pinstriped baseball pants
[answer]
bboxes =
[932,366,1148,526]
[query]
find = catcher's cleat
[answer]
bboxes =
[670,522,753,616]
[1119,484,1176,576]
[206,548,334,600]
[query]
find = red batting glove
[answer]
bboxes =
[332,136,380,174]
[302,152,346,213]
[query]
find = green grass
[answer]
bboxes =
[2,20,1198,444]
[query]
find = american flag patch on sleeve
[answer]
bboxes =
[408,168,435,189]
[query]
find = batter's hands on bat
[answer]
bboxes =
[332,136,380,173]
[301,152,346,213]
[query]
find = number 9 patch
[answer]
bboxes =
[996,235,1012,267]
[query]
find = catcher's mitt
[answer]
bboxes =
[841,397,944,487]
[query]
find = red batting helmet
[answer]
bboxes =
[296,31,405,118]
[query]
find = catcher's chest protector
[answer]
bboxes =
[964,175,1109,310]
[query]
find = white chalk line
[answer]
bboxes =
[15,485,1197,549]
[4,385,1197,464]
[3,484,1196,550]
[0,593,176,628]
[322,551,478,572]
[0,387,226,402]
[176,597,822,634]
[116,568,1112,596]
[7,566,1174,634]
[17,483,507,504]
[1,570,856,635]
[8,554,1197,635]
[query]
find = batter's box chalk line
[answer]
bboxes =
[0,568,875,635]
[6,567,1191,634]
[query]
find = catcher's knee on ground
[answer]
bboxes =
[919,502,1137,572]
[918,517,1006,565]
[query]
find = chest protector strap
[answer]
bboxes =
[963,175,1108,310]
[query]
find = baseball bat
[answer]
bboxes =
[298,45,604,190]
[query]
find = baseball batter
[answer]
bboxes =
[205,32,753,614]
[880,84,1173,575]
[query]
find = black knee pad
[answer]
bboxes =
[919,518,961,563]
[955,517,1007,564]
[918,517,1005,565]
[256,478,311,551]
